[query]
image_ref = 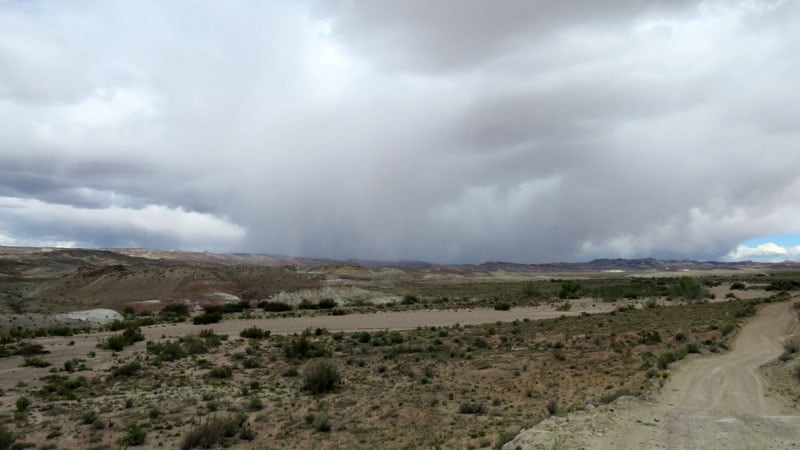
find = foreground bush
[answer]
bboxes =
[303,359,341,394]
[0,425,14,450]
[180,415,247,450]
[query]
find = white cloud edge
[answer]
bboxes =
[723,242,800,262]
[0,196,245,249]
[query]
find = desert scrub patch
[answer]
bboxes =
[21,356,50,367]
[401,295,419,305]
[459,400,486,414]
[159,303,190,322]
[149,329,226,362]
[193,309,223,325]
[283,334,330,359]
[111,361,142,378]
[37,375,88,400]
[555,302,572,311]
[302,359,341,394]
[305,412,332,432]
[180,414,248,450]
[16,396,30,412]
[239,326,270,340]
[257,300,293,312]
[206,365,234,379]
[638,330,662,345]
[122,424,147,446]
[99,326,144,351]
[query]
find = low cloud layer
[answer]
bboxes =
[1,0,799,262]
[725,243,800,263]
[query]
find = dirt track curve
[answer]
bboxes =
[506,301,800,450]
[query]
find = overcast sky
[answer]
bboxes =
[1,0,799,263]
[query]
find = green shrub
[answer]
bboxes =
[730,281,746,290]
[766,280,800,291]
[111,361,141,378]
[555,302,572,311]
[147,340,187,362]
[21,356,50,367]
[735,302,757,318]
[0,425,14,450]
[37,375,88,400]
[283,334,330,359]
[222,300,252,313]
[81,410,99,425]
[686,342,700,353]
[302,359,341,394]
[239,327,270,340]
[494,302,511,311]
[522,282,540,297]
[297,299,318,310]
[123,425,147,446]
[401,295,418,305]
[247,396,263,411]
[671,277,709,301]
[14,343,46,356]
[306,413,331,432]
[657,347,689,369]
[16,396,30,412]
[180,415,246,450]
[459,400,486,414]
[559,281,582,299]
[721,323,735,336]
[318,298,337,309]
[100,326,144,351]
[241,358,260,369]
[193,311,223,325]
[638,330,662,345]
[159,304,190,321]
[257,301,292,312]
[207,365,233,379]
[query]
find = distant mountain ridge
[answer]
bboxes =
[1,245,797,273]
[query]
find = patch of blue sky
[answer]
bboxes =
[741,233,800,248]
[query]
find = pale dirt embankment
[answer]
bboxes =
[505,301,800,450]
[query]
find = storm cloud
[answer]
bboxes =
[1,0,799,262]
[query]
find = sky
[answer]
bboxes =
[1,0,799,263]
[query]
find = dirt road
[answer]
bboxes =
[506,301,800,449]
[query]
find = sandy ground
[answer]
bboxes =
[505,301,800,450]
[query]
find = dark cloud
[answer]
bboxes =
[310,0,699,72]
[0,0,799,262]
